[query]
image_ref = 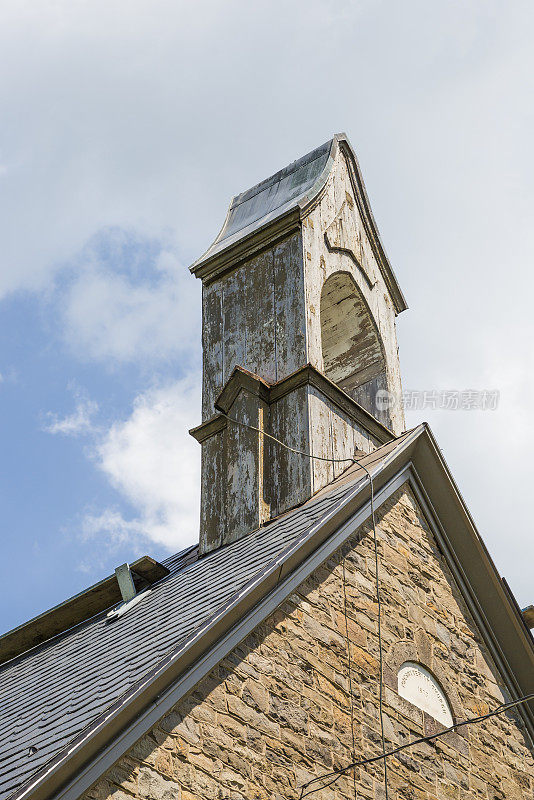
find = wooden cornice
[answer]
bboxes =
[190,209,301,285]
[189,363,395,446]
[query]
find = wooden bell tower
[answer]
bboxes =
[190,134,407,553]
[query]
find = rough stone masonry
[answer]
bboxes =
[82,486,534,800]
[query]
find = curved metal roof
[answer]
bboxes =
[190,137,335,271]
[189,134,407,313]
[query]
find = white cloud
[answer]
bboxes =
[2,0,527,304]
[44,397,99,437]
[1,0,534,605]
[57,229,200,364]
[80,509,146,549]
[86,376,201,551]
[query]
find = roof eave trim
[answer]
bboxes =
[409,426,534,731]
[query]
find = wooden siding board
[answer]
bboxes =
[269,387,311,517]
[200,429,227,552]
[308,386,334,492]
[273,233,307,380]
[244,250,277,383]
[224,392,260,543]
[221,267,247,387]
[202,283,224,420]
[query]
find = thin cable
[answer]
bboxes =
[218,411,534,800]
[299,692,534,798]
[216,410,357,463]
[221,410,389,799]
[342,557,358,800]
[348,458,389,800]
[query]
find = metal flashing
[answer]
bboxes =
[190,139,333,278]
[114,564,136,603]
[106,590,152,621]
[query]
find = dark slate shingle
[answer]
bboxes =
[0,434,408,799]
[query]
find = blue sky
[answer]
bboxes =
[1,0,534,634]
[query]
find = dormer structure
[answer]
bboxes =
[190,134,408,553]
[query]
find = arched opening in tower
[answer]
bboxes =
[320,271,391,428]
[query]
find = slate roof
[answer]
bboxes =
[0,435,410,800]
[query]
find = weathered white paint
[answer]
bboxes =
[302,144,405,434]
[200,233,307,421]
[192,137,407,552]
[398,662,454,727]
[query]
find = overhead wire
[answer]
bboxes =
[216,409,358,463]
[342,557,358,800]
[298,691,534,798]
[337,451,389,800]
[362,458,389,800]
[221,410,389,798]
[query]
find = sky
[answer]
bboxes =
[1,0,533,634]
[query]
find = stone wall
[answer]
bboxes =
[83,486,534,800]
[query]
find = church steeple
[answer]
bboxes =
[190,134,407,553]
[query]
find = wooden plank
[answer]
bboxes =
[352,420,373,455]
[308,386,333,492]
[244,249,277,382]
[273,233,307,379]
[269,386,312,517]
[224,391,261,543]
[221,266,246,386]
[199,428,227,553]
[330,406,355,479]
[202,282,224,420]
[302,212,323,371]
